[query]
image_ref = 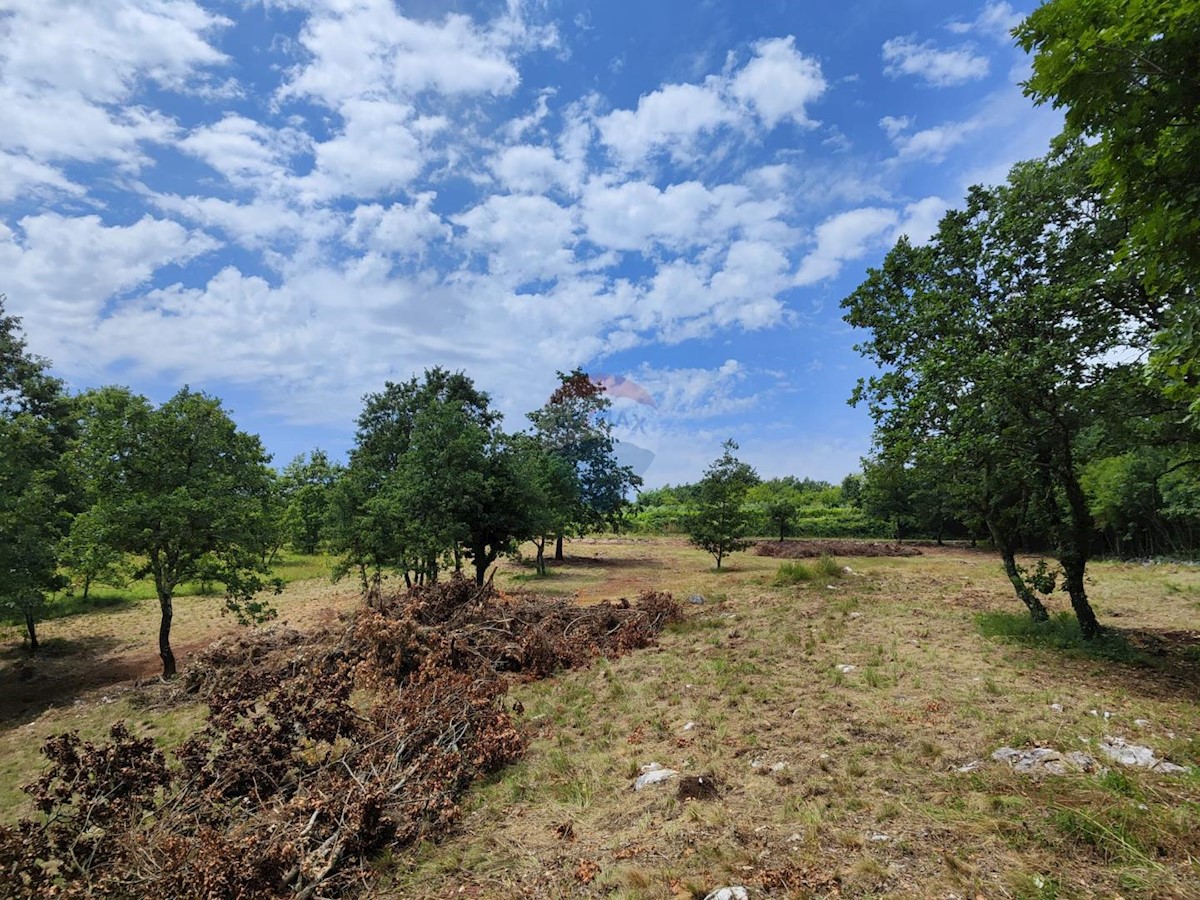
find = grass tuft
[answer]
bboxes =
[774,561,813,585]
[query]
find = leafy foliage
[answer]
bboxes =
[687,439,759,568]
[76,386,281,675]
[1018,0,1200,414]
[843,143,1153,636]
[0,296,75,650]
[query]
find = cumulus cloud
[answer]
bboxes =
[0,213,217,362]
[794,208,900,286]
[729,36,826,128]
[596,35,825,167]
[882,36,989,87]
[0,0,228,183]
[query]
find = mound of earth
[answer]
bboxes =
[754,539,922,558]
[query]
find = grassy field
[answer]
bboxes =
[2,538,1199,898]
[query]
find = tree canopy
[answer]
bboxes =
[688,439,759,568]
[843,143,1155,637]
[0,296,75,650]
[78,387,281,676]
[1017,0,1200,415]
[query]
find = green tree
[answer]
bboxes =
[0,298,75,650]
[1017,0,1200,414]
[688,439,759,569]
[763,496,796,542]
[59,507,130,602]
[527,369,641,559]
[328,369,498,595]
[280,449,341,555]
[81,387,281,676]
[511,434,577,575]
[843,144,1153,637]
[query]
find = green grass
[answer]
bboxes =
[814,553,845,579]
[975,611,1150,664]
[774,561,814,584]
[11,552,341,626]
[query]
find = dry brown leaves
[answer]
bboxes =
[754,539,922,558]
[0,577,681,898]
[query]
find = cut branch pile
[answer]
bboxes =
[0,579,682,898]
[754,539,922,558]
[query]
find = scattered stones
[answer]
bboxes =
[682,721,696,732]
[704,888,749,900]
[837,664,856,674]
[688,594,706,605]
[849,611,862,619]
[634,763,680,791]
[1049,703,1063,712]
[1133,718,1151,728]
[1098,736,1189,774]
[991,747,1104,775]
[954,759,984,773]
[869,833,890,842]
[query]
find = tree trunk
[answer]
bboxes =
[25,610,38,653]
[1058,464,1102,639]
[1061,553,1101,639]
[474,555,488,586]
[554,534,564,561]
[988,519,1049,622]
[778,522,785,542]
[158,593,176,678]
[82,576,91,603]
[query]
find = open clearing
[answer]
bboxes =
[3,538,1199,898]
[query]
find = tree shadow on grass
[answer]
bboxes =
[0,634,136,729]
[538,554,665,570]
[977,611,1200,702]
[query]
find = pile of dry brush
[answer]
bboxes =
[754,539,921,558]
[0,579,682,898]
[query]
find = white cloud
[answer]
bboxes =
[794,207,900,286]
[630,359,756,421]
[179,115,304,187]
[0,152,84,202]
[596,35,825,167]
[581,179,791,254]
[301,101,443,200]
[882,36,989,87]
[893,196,949,245]
[949,2,1023,42]
[879,115,912,140]
[598,81,737,168]
[453,194,580,286]
[730,36,826,128]
[347,194,450,257]
[491,144,574,194]
[151,193,335,251]
[0,0,229,102]
[890,119,978,162]
[277,0,544,110]
[0,213,217,363]
[0,0,229,170]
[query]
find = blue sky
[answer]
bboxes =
[1,0,1062,487]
